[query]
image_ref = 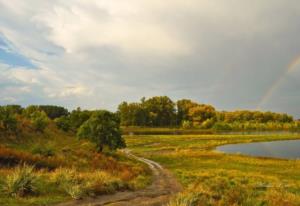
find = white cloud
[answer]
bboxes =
[31,1,190,56]
[48,85,92,98]
[0,0,300,116]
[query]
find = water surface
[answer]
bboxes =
[217,139,300,159]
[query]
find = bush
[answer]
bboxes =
[31,111,49,132]
[50,168,128,199]
[55,116,71,132]
[0,146,63,169]
[212,122,232,130]
[181,120,192,129]
[31,146,55,157]
[166,193,201,206]
[0,106,18,133]
[2,164,37,197]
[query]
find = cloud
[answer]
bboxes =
[48,85,92,98]
[0,0,300,116]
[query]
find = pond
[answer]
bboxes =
[216,139,300,159]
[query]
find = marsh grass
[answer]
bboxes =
[2,164,37,197]
[126,134,300,206]
[0,128,151,205]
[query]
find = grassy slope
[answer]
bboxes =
[0,125,151,206]
[126,134,300,205]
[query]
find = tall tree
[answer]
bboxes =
[77,110,125,152]
[143,96,176,126]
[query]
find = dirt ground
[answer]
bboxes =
[56,150,182,206]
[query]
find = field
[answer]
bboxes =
[0,124,151,206]
[126,133,300,206]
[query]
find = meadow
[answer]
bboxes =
[0,124,151,206]
[126,133,300,206]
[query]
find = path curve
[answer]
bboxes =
[56,150,182,206]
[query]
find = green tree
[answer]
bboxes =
[188,104,216,127]
[77,110,125,152]
[69,108,92,131]
[176,99,198,125]
[38,105,69,119]
[55,116,71,132]
[30,111,49,132]
[0,106,18,133]
[143,96,176,126]
[23,105,39,118]
[117,102,148,126]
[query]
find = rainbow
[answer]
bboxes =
[256,55,300,109]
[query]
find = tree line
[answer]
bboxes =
[0,105,125,152]
[117,96,298,130]
[0,96,299,148]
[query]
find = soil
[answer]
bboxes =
[56,150,182,206]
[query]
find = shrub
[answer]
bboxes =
[51,168,87,199]
[0,146,63,169]
[50,168,128,199]
[30,111,49,132]
[181,120,192,129]
[31,146,55,157]
[166,193,201,206]
[64,184,86,200]
[0,106,18,133]
[2,164,37,197]
[55,116,71,132]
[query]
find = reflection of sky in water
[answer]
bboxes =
[217,140,300,159]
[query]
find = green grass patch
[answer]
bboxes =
[126,133,300,206]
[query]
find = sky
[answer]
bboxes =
[0,0,300,117]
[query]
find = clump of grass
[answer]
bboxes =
[50,168,87,199]
[2,164,37,197]
[50,168,128,199]
[166,193,201,206]
[128,175,151,190]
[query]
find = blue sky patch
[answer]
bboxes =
[0,35,36,68]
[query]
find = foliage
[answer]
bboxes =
[0,106,18,133]
[30,111,49,132]
[69,108,92,131]
[118,101,148,126]
[117,96,298,130]
[0,126,150,206]
[0,146,63,169]
[31,146,55,157]
[77,110,125,152]
[38,105,69,119]
[181,120,192,129]
[118,96,176,127]
[2,164,37,197]
[143,96,176,126]
[55,116,71,132]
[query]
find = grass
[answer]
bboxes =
[125,133,300,206]
[0,124,151,206]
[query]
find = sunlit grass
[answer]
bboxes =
[0,127,151,206]
[126,133,300,205]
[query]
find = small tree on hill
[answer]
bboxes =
[31,111,49,132]
[77,110,125,152]
[54,116,71,132]
[0,107,18,133]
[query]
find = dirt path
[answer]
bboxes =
[56,150,182,206]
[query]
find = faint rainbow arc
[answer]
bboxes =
[256,56,300,110]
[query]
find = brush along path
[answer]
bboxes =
[56,149,182,206]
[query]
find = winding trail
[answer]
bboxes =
[56,150,182,206]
